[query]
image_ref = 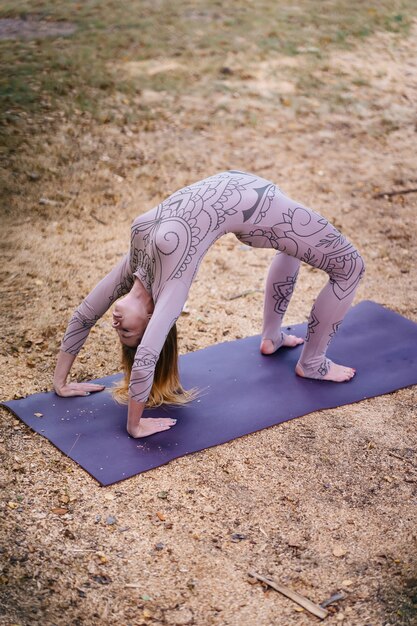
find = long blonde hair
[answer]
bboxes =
[112,323,197,407]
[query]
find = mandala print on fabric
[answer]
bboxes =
[306,306,319,342]
[326,320,342,347]
[62,312,101,355]
[269,204,363,304]
[272,271,299,315]
[130,248,154,293]
[300,247,320,268]
[111,274,135,302]
[318,358,330,377]
[254,185,277,224]
[324,250,365,301]
[317,231,346,250]
[130,172,271,290]
[210,176,246,229]
[241,183,277,223]
[130,347,159,402]
[280,207,328,238]
[236,227,281,250]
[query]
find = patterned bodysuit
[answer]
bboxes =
[61,171,365,402]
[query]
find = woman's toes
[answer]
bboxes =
[344,367,355,380]
[282,333,304,348]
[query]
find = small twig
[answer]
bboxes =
[373,188,417,199]
[248,571,328,620]
[320,591,346,608]
[388,451,415,466]
[125,583,141,589]
[70,548,96,553]
[90,212,108,225]
[227,288,263,301]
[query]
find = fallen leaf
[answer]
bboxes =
[7,502,18,510]
[342,579,353,586]
[51,507,68,515]
[156,511,166,521]
[333,546,348,558]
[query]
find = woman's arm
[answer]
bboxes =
[125,279,188,437]
[60,253,133,356]
[126,397,176,437]
[53,350,105,397]
[129,279,189,403]
[55,253,133,395]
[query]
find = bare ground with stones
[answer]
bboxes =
[1,20,417,626]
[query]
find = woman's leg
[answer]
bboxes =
[267,191,365,381]
[296,249,365,381]
[261,252,304,354]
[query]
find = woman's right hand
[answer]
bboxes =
[53,350,105,397]
[54,382,106,397]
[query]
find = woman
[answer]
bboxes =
[54,171,365,438]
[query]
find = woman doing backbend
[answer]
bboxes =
[54,171,365,438]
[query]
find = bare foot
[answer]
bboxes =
[295,361,356,382]
[127,417,177,438]
[260,333,304,355]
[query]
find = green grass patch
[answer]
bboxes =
[0,0,416,124]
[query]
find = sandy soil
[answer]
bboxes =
[1,21,417,626]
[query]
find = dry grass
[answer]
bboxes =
[1,3,417,626]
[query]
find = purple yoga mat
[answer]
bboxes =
[2,301,417,486]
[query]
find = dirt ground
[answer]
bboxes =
[1,18,417,626]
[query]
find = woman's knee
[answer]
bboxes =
[326,247,365,299]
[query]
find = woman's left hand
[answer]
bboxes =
[54,382,105,397]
